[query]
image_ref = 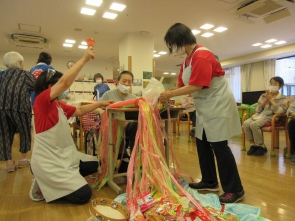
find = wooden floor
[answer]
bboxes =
[0,124,294,221]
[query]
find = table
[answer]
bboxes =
[106,107,184,194]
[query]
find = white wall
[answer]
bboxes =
[0,51,114,80]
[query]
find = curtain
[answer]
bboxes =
[225,66,241,102]
[263,59,276,90]
[241,64,252,92]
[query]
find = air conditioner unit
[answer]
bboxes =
[6,34,49,49]
[236,0,294,18]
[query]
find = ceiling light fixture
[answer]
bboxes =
[153,50,156,53]
[63,43,73,47]
[265,39,277,43]
[213,27,228,32]
[86,0,103,7]
[201,32,214,37]
[110,3,126,11]
[158,51,167,55]
[192,30,201,35]
[103,12,117,19]
[154,54,161,57]
[261,44,272,48]
[65,39,76,44]
[170,73,177,75]
[200,24,214,30]
[274,41,286,45]
[252,43,262,46]
[81,7,96,15]
[81,41,87,45]
[78,45,88,49]
[163,72,169,75]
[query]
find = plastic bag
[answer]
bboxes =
[142,77,165,107]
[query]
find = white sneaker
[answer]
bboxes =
[29,177,44,201]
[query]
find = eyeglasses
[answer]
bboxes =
[46,69,56,82]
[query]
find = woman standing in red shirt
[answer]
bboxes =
[159,23,244,204]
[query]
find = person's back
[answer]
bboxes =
[30,52,54,106]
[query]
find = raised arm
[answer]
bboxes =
[50,47,95,100]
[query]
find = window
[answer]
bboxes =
[225,66,241,102]
[275,56,295,96]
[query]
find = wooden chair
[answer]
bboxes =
[176,111,192,141]
[241,112,291,157]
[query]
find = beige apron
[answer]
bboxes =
[182,47,241,142]
[31,104,97,202]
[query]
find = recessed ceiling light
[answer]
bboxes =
[110,3,126,11]
[86,0,103,7]
[261,44,272,48]
[154,54,161,57]
[200,24,214,30]
[158,51,167,55]
[265,39,277,43]
[252,43,262,46]
[81,7,96,15]
[170,73,177,75]
[213,27,228,32]
[65,39,76,44]
[81,41,87,45]
[274,41,286,45]
[163,72,169,75]
[78,45,88,49]
[103,12,117,19]
[153,50,156,53]
[63,43,73,47]
[201,32,214,37]
[192,30,201,35]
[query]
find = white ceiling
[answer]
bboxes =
[1,0,295,78]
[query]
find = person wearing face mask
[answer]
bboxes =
[243,76,288,156]
[30,48,115,204]
[159,23,244,204]
[0,51,35,173]
[93,73,110,100]
[100,70,137,173]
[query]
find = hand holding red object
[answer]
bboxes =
[86,38,95,58]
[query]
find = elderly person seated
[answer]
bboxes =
[242,76,289,156]
[287,100,295,165]
[0,51,35,172]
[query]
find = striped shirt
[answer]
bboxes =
[0,68,35,113]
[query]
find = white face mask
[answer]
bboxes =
[118,83,131,94]
[172,45,186,56]
[96,79,102,84]
[268,85,279,93]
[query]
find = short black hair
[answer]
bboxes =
[37,52,52,65]
[35,69,63,98]
[118,70,134,82]
[270,76,284,86]
[93,73,104,82]
[164,23,197,54]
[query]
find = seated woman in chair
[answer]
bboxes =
[242,77,288,156]
[287,100,295,165]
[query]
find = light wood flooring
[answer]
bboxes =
[0,124,294,221]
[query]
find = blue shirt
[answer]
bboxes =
[94,83,110,98]
[29,63,54,106]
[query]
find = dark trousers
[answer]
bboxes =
[62,160,98,204]
[196,130,243,193]
[189,111,196,127]
[0,110,32,160]
[288,118,295,155]
[119,122,138,158]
